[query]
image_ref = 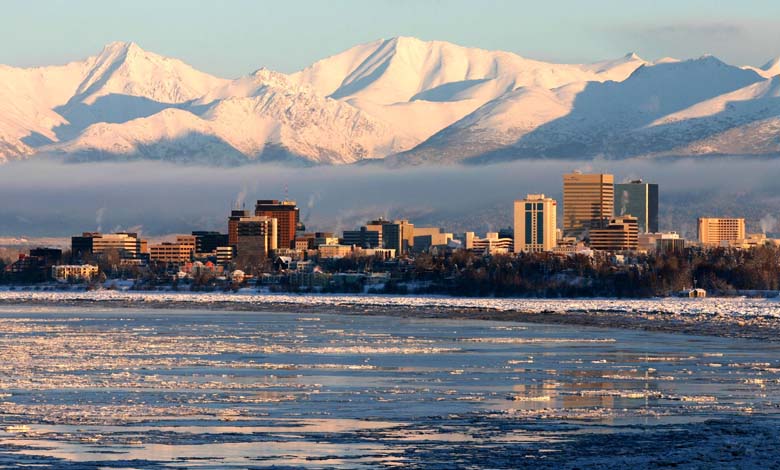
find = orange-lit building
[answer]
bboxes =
[228,210,251,247]
[254,200,300,249]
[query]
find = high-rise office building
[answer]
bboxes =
[698,218,745,246]
[236,216,278,259]
[381,220,414,256]
[71,232,100,261]
[614,180,659,233]
[513,194,557,253]
[255,200,300,250]
[563,172,614,239]
[228,210,251,247]
[589,216,639,251]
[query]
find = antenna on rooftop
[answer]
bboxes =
[284,183,289,201]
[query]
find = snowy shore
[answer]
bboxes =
[2,289,780,341]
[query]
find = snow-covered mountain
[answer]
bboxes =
[2,38,780,165]
[390,55,774,164]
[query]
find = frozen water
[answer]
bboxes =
[0,303,777,468]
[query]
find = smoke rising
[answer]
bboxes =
[1,157,780,240]
[760,214,778,234]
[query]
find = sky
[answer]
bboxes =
[2,0,780,77]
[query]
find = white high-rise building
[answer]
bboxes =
[514,194,557,253]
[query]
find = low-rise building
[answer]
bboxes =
[149,242,193,264]
[342,226,382,248]
[92,232,142,259]
[318,244,353,259]
[638,232,685,254]
[468,232,513,255]
[412,227,453,253]
[216,246,233,264]
[52,264,99,282]
[589,216,639,251]
[552,237,589,255]
[356,248,396,260]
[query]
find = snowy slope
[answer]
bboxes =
[290,37,647,144]
[393,56,771,164]
[3,38,780,165]
[53,69,413,165]
[292,37,646,104]
[0,41,228,158]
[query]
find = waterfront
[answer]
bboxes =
[0,304,779,468]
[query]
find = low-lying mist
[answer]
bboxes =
[1,157,779,241]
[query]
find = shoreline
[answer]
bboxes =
[1,290,780,341]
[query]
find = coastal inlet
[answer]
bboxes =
[0,304,779,468]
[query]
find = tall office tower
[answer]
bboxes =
[382,220,414,256]
[513,194,557,253]
[563,172,614,239]
[71,232,100,261]
[236,216,278,258]
[698,218,745,246]
[228,210,251,247]
[589,216,639,251]
[254,200,300,250]
[365,218,392,246]
[614,179,659,233]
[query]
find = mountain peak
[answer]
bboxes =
[760,57,780,76]
[624,52,642,61]
[100,41,141,55]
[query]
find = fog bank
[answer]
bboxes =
[1,157,779,239]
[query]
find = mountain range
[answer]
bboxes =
[2,37,780,166]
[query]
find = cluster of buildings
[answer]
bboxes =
[512,172,769,256]
[4,173,775,284]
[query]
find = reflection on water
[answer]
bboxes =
[0,306,778,468]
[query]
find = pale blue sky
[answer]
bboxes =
[2,0,780,77]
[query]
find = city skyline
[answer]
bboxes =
[26,171,771,260]
[3,3,780,467]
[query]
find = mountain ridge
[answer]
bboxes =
[2,38,780,165]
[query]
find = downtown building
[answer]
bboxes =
[52,264,99,283]
[149,241,193,264]
[236,216,278,259]
[698,218,746,246]
[614,180,659,233]
[71,232,146,260]
[254,200,300,250]
[342,226,383,249]
[464,232,514,255]
[589,216,639,251]
[513,194,557,253]
[228,209,251,248]
[382,219,414,256]
[412,227,453,253]
[191,231,229,255]
[638,232,685,254]
[563,172,614,239]
[358,218,414,256]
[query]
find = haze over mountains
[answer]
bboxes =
[2,37,780,166]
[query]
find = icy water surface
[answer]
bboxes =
[0,305,779,469]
